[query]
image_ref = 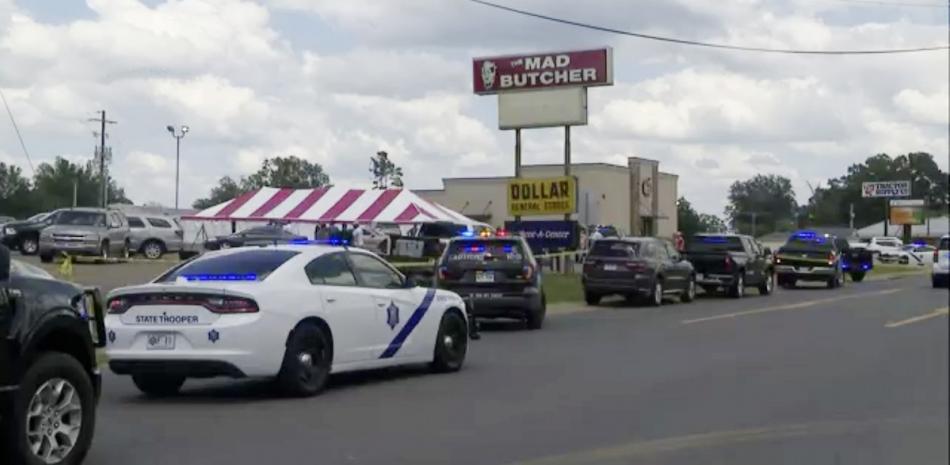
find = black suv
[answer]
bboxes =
[1,212,56,256]
[582,237,696,306]
[434,236,546,330]
[684,233,774,298]
[0,245,105,465]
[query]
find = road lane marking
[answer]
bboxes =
[509,416,943,464]
[885,307,949,328]
[681,288,903,325]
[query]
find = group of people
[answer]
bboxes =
[313,223,367,247]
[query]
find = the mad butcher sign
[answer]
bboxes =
[473,48,613,95]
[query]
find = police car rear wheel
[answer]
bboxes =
[2,352,96,465]
[132,374,185,397]
[277,323,331,397]
[431,312,467,373]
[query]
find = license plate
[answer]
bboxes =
[795,267,812,273]
[603,264,618,271]
[145,333,175,350]
[475,271,495,283]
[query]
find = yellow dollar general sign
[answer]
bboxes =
[507,176,577,216]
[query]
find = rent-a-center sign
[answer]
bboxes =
[473,48,613,94]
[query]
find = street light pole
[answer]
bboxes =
[166,125,189,209]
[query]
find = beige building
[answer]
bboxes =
[416,157,678,238]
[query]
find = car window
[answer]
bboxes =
[939,238,949,250]
[56,211,106,227]
[156,249,299,282]
[127,217,145,228]
[444,239,526,264]
[663,241,679,261]
[687,236,744,252]
[590,240,641,258]
[305,252,358,286]
[147,217,172,228]
[348,253,404,289]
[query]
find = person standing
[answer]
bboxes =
[352,223,365,247]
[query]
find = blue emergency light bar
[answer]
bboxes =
[289,238,350,246]
[183,273,257,282]
[700,236,729,243]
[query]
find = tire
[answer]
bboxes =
[648,278,663,307]
[98,241,109,260]
[141,240,165,260]
[850,272,866,283]
[120,241,130,260]
[729,273,745,298]
[681,275,696,303]
[758,272,774,295]
[584,290,601,306]
[131,374,185,397]
[431,311,468,372]
[1,352,96,465]
[277,323,332,397]
[39,253,53,264]
[20,236,39,255]
[525,295,545,330]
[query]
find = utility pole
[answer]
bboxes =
[849,203,854,230]
[89,111,116,208]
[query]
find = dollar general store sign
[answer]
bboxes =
[507,176,577,216]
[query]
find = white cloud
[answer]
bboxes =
[0,0,946,217]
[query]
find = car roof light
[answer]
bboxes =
[181,273,258,281]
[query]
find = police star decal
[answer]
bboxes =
[386,301,400,330]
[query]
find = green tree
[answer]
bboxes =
[725,174,797,236]
[31,157,129,213]
[192,176,245,210]
[244,155,330,190]
[807,152,948,228]
[369,151,404,189]
[0,162,33,218]
[678,197,727,236]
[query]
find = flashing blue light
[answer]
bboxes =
[862,264,870,270]
[503,245,514,253]
[913,240,926,247]
[290,239,349,246]
[183,273,257,282]
[460,230,475,237]
[793,230,818,239]
[700,236,729,244]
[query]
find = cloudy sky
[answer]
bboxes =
[0,0,947,215]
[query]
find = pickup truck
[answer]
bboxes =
[774,231,873,288]
[684,233,774,298]
[0,245,106,465]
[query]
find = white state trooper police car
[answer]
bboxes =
[104,244,471,397]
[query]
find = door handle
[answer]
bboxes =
[376,302,387,308]
[325,297,337,303]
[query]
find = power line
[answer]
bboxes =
[0,87,36,176]
[467,0,950,55]
[829,0,948,8]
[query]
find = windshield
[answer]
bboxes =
[940,238,949,250]
[590,240,641,258]
[687,236,743,252]
[55,211,105,227]
[444,239,525,263]
[156,250,299,282]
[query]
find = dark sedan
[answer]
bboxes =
[582,237,696,306]
[204,225,306,250]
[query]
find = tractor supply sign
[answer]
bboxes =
[862,181,910,198]
[473,48,613,95]
[507,176,577,216]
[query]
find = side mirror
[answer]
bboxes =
[0,244,10,282]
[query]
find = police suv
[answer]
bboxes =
[105,244,471,397]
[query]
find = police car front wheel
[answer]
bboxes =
[277,323,331,397]
[431,311,467,373]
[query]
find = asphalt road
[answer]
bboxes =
[54,267,944,465]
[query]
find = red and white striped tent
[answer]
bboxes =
[180,187,482,242]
